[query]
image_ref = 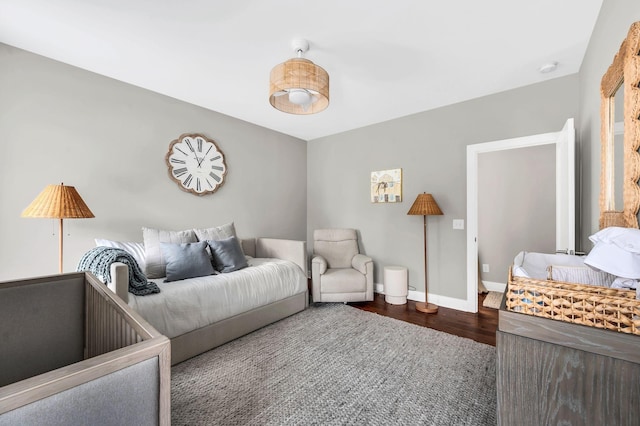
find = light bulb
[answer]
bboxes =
[288,89,311,105]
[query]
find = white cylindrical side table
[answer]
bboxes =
[384,266,408,305]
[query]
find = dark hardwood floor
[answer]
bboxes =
[349,293,498,346]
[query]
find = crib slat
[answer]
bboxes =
[84,279,148,358]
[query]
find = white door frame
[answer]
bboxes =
[465,119,574,313]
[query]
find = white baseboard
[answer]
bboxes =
[481,281,506,293]
[374,284,470,312]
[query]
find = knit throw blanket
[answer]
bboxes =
[77,246,160,296]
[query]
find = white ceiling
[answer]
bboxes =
[0,0,603,141]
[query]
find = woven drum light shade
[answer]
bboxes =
[269,58,329,115]
[407,193,443,216]
[22,184,95,219]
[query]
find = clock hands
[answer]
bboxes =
[195,146,214,168]
[185,138,206,168]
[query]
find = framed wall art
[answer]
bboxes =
[371,168,402,203]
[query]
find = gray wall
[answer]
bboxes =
[478,145,556,284]
[578,2,640,250]
[0,44,307,280]
[308,75,579,300]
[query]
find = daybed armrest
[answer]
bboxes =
[107,262,130,303]
[256,238,308,277]
[352,254,372,275]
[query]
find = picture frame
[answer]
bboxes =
[371,168,402,203]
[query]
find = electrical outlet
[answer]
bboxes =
[453,219,465,230]
[482,264,490,273]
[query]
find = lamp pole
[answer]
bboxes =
[416,212,438,313]
[58,218,64,273]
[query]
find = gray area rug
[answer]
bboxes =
[171,304,496,425]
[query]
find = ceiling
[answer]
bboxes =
[0,0,603,141]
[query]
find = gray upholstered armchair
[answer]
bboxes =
[311,228,374,303]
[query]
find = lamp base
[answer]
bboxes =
[415,302,439,314]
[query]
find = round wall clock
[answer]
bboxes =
[166,133,227,196]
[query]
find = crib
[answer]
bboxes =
[0,272,170,425]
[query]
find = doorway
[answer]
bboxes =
[465,119,575,313]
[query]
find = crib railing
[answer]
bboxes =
[85,273,150,358]
[0,272,170,425]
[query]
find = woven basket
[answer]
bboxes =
[506,268,640,335]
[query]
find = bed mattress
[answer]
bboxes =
[128,257,307,338]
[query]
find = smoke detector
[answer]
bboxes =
[539,62,558,74]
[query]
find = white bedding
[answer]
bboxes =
[512,251,617,287]
[512,251,586,280]
[128,257,307,338]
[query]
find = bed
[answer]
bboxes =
[127,257,307,339]
[107,237,308,365]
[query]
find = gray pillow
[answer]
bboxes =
[207,236,248,273]
[142,227,197,278]
[160,241,215,282]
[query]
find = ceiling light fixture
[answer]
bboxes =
[269,38,329,115]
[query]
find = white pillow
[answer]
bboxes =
[584,227,640,278]
[95,239,146,271]
[588,226,640,254]
[142,228,197,279]
[584,241,640,279]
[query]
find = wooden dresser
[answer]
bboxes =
[496,296,640,425]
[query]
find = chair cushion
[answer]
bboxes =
[320,268,366,293]
[313,229,359,269]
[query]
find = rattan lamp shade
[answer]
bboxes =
[22,183,94,273]
[22,184,95,219]
[269,58,329,115]
[407,193,443,216]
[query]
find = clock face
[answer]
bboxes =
[166,133,227,196]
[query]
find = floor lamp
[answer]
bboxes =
[22,183,95,273]
[407,192,443,314]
